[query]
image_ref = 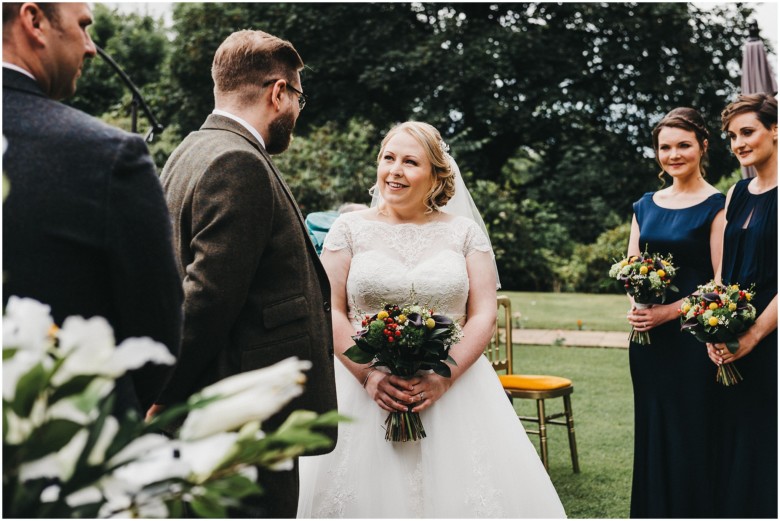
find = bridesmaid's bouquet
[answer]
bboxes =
[609,251,679,345]
[679,281,757,386]
[344,302,461,442]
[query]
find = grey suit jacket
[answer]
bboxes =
[2,68,183,413]
[158,114,338,434]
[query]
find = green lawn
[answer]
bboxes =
[508,344,633,518]
[499,291,632,332]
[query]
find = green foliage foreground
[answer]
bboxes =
[3,297,342,518]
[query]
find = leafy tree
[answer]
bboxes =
[557,222,632,293]
[68,3,169,127]
[164,4,756,231]
[469,175,574,291]
[273,119,378,215]
[69,3,764,290]
[166,3,756,172]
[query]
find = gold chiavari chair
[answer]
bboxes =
[485,295,580,473]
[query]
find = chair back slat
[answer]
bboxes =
[486,295,513,374]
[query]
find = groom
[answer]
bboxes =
[151,30,337,517]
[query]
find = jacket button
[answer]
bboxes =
[323,301,331,312]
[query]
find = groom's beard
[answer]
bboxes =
[266,109,296,155]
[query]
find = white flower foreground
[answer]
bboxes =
[3,296,341,518]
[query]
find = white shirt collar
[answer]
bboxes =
[3,62,37,82]
[212,109,266,149]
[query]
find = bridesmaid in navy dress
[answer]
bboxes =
[626,108,725,518]
[707,94,777,518]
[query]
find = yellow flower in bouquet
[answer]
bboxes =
[345,300,462,442]
[608,250,679,345]
[680,281,757,386]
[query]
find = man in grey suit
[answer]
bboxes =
[2,3,182,414]
[151,30,338,517]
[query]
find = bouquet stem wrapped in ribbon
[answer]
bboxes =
[344,302,461,442]
[609,251,679,345]
[680,281,756,386]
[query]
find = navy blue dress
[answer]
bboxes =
[715,179,777,518]
[629,192,725,518]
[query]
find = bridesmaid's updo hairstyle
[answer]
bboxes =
[720,93,778,132]
[377,122,455,214]
[651,107,710,185]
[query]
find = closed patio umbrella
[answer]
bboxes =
[739,21,777,178]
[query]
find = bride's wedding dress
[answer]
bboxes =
[297,212,566,518]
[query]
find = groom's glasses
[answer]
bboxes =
[262,79,307,111]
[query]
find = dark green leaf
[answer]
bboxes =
[48,375,95,404]
[304,409,349,428]
[207,474,263,499]
[12,362,48,417]
[432,364,451,378]
[25,419,82,461]
[343,344,375,364]
[167,499,184,519]
[189,491,227,518]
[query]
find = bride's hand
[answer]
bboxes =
[409,373,452,413]
[365,372,421,412]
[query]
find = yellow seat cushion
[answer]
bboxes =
[499,374,572,391]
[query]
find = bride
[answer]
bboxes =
[297,121,565,518]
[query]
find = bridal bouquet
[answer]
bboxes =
[609,251,679,345]
[679,282,757,386]
[344,302,461,442]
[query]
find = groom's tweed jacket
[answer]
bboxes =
[158,114,338,436]
[2,69,183,413]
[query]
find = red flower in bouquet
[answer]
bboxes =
[679,281,757,386]
[344,302,461,442]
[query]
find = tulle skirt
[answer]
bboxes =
[297,356,566,518]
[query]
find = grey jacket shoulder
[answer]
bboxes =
[3,69,146,152]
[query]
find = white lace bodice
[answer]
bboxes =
[323,212,492,325]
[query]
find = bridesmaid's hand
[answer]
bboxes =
[626,303,677,332]
[706,331,759,365]
[365,372,420,412]
[409,373,452,413]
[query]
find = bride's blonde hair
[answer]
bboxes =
[376,122,456,213]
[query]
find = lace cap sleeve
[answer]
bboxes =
[461,218,492,257]
[322,214,353,254]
